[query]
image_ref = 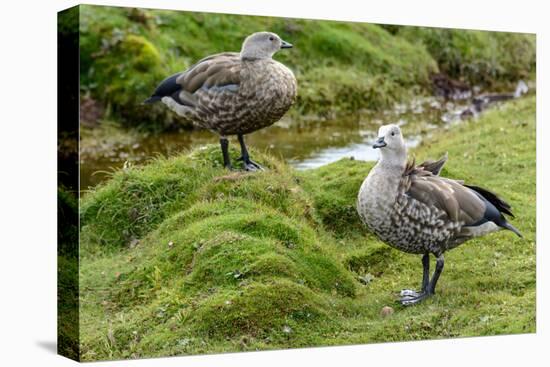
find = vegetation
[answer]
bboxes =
[78,5,535,130]
[395,27,536,87]
[79,96,535,361]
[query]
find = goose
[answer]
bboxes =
[144,32,297,171]
[357,124,521,305]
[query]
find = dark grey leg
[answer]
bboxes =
[400,253,444,306]
[427,254,444,294]
[400,253,430,299]
[237,134,264,171]
[220,137,232,169]
[421,253,430,292]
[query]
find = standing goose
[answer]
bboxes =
[357,124,522,305]
[144,32,297,171]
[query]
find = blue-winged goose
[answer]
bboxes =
[144,32,297,171]
[357,124,522,306]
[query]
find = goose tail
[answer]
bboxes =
[143,72,183,105]
[502,221,523,238]
[143,96,161,104]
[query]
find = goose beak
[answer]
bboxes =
[280,40,293,49]
[373,137,387,149]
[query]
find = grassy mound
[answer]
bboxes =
[80,96,535,360]
[80,145,357,360]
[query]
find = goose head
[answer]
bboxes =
[373,124,407,166]
[240,32,293,60]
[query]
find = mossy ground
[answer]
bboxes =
[79,96,535,361]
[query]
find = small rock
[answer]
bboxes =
[282,325,292,334]
[380,306,394,318]
[168,241,174,249]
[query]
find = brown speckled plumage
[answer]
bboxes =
[147,33,296,137]
[145,32,297,170]
[184,55,296,135]
[357,124,521,305]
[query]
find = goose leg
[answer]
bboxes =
[400,253,430,299]
[427,254,444,294]
[237,134,264,171]
[219,137,233,170]
[421,253,430,292]
[400,254,444,306]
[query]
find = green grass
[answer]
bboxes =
[79,96,535,361]
[396,27,535,87]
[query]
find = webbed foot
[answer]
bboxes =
[237,156,264,172]
[399,289,432,306]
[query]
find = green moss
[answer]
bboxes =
[298,158,372,236]
[296,67,408,116]
[190,279,330,337]
[120,34,161,70]
[345,244,399,275]
[80,96,535,360]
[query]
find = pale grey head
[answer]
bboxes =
[240,31,293,60]
[373,124,407,166]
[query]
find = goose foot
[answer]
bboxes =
[399,290,432,306]
[398,253,444,306]
[237,156,264,171]
[236,134,264,171]
[400,289,422,297]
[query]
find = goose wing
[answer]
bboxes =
[417,153,448,176]
[145,52,241,106]
[401,162,486,225]
[176,52,242,101]
[399,159,521,238]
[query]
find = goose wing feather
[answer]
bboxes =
[176,52,242,94]
[402,162,486,225]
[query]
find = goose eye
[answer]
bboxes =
[269,36,274,41]
[391,132,395,136]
